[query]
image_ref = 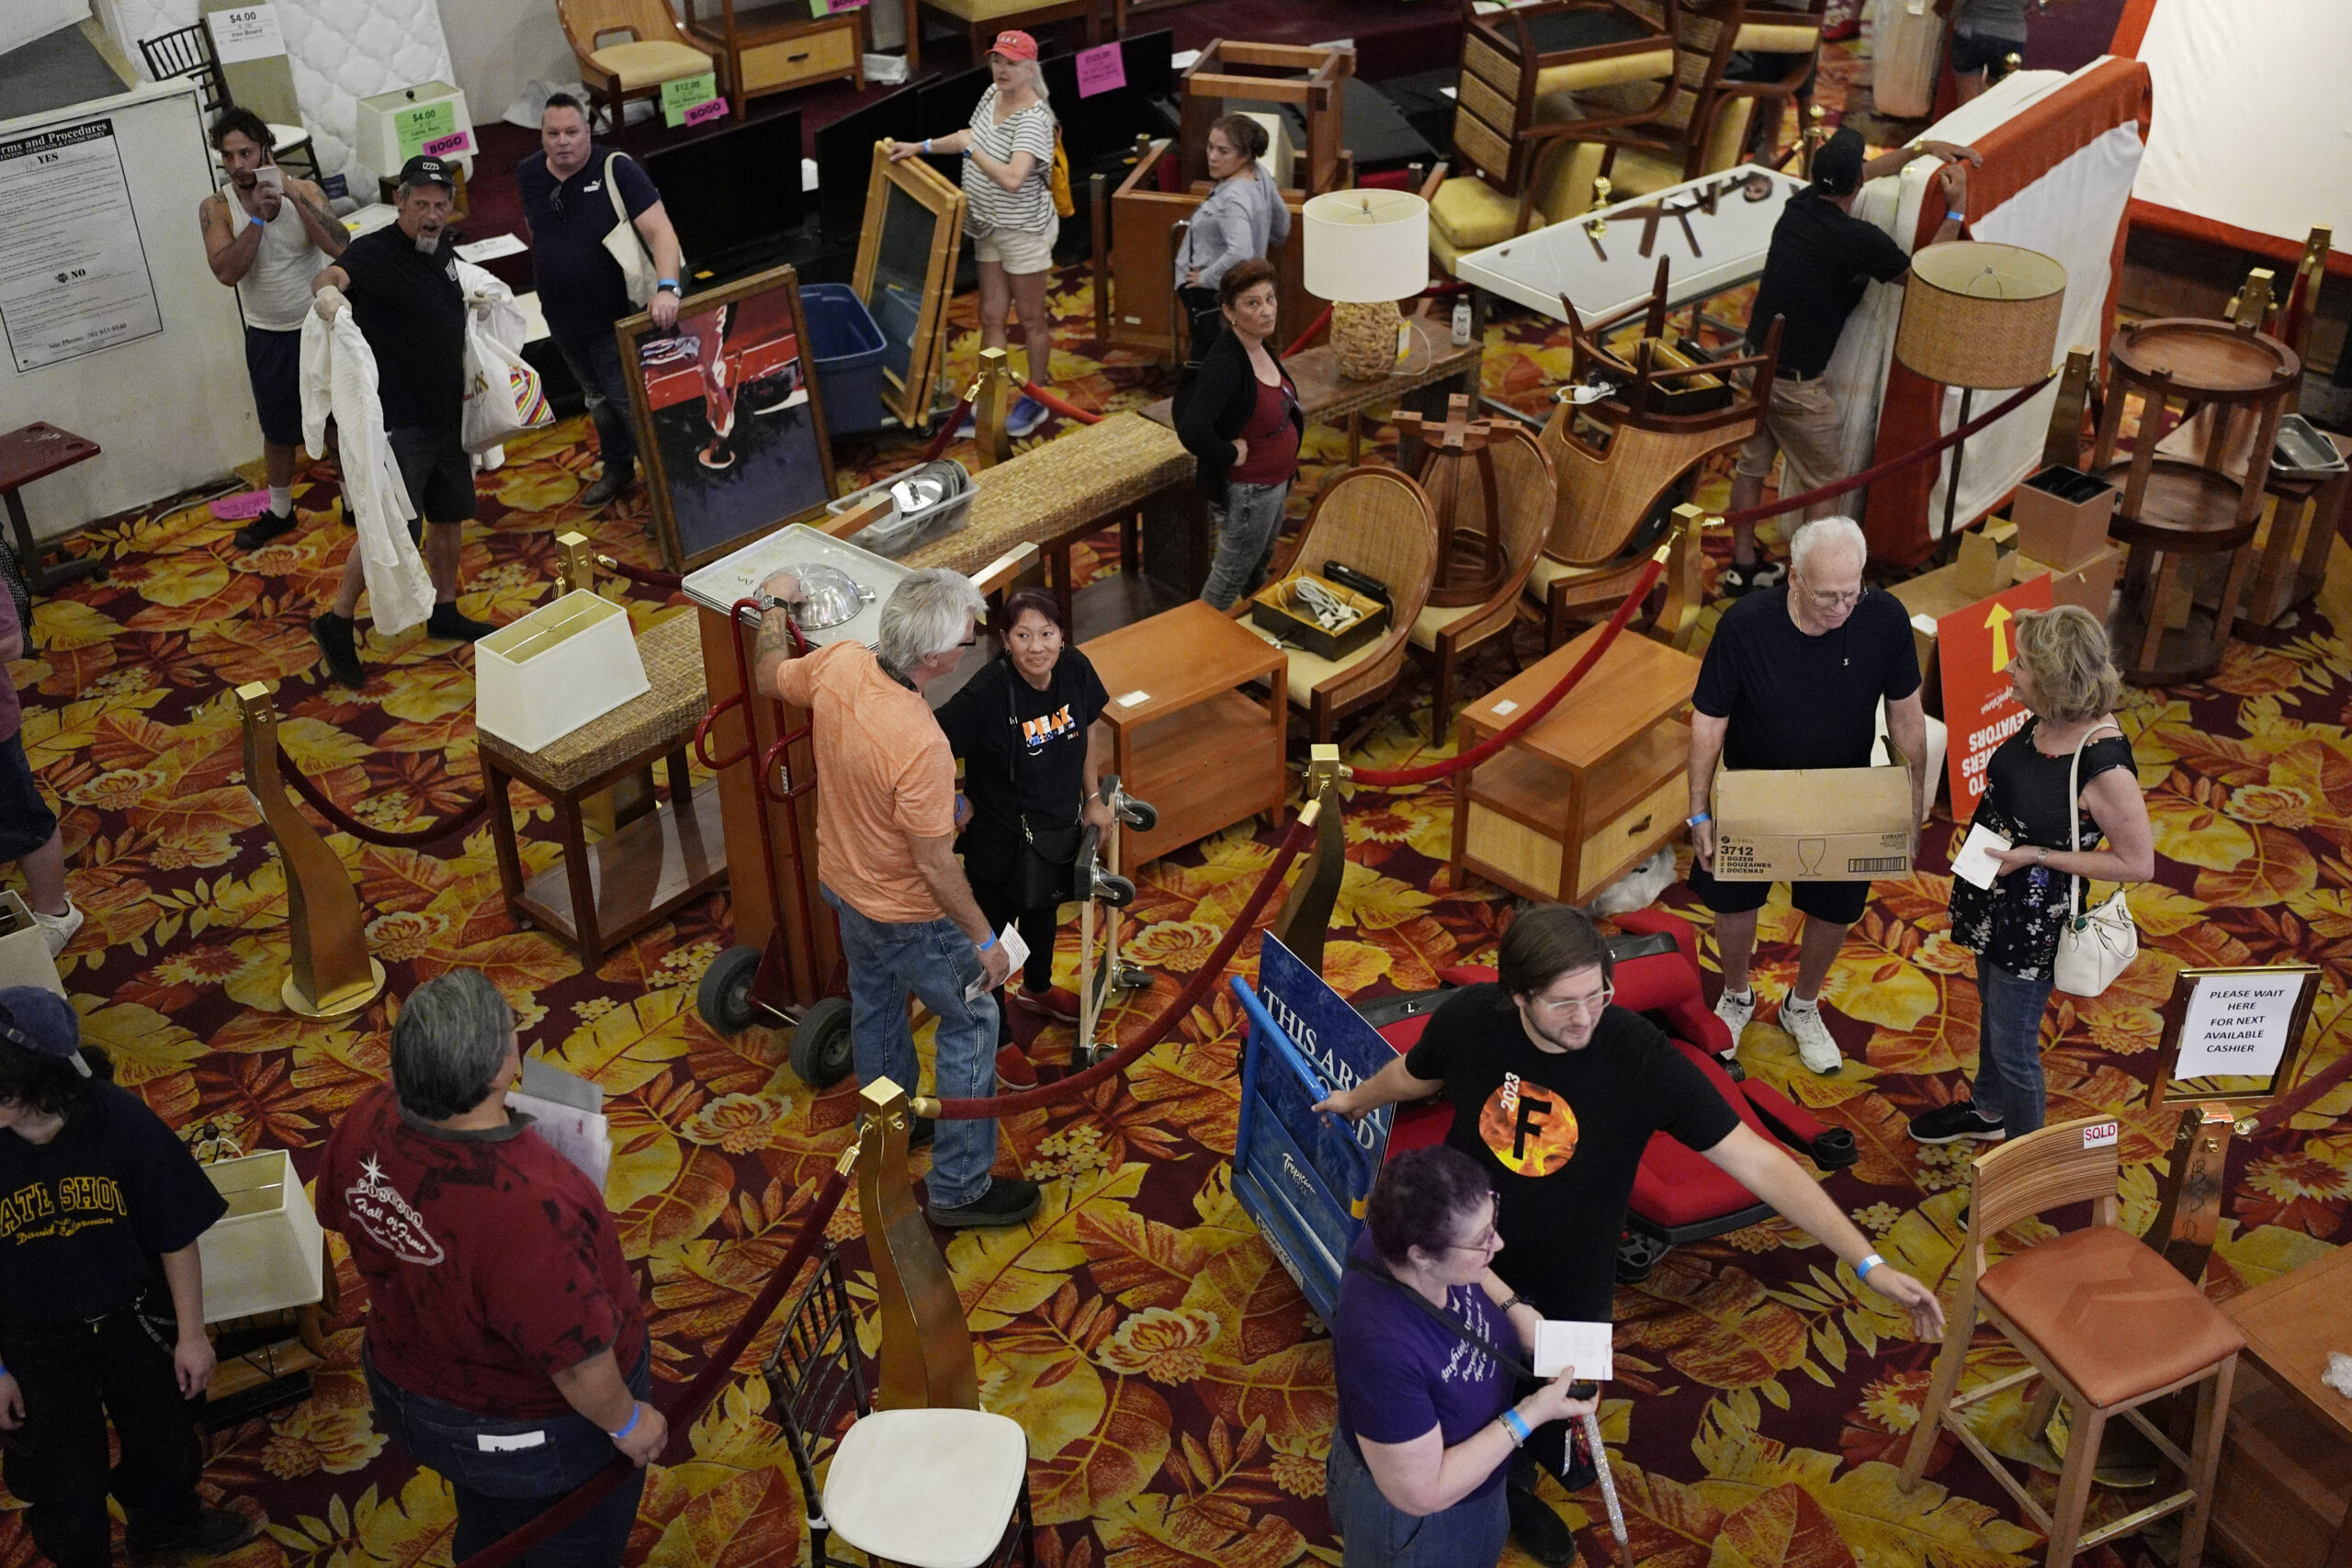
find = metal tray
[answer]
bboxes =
[681,523,915,649]
[2272,414,2348,479]
[825,458,975,558]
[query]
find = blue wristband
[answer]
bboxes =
[249,214,266,228]
[978,931,997,952]
[1855,1252,1885,1281]
[1945,210,1966,223]
[608,1404,640,1440]
[1498,1408,1532,1445]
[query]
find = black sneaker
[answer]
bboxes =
[311,612,367,689]
[231,508,298,552]
[1717,559,1787,598]
[425,603,498,643]
[579,462,636,509]
[1908,1101,2007,1145]
[927,1176,1041,1229]
[130,1506,261,1559]
[1506,1486,1581,1568]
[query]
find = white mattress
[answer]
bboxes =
[107,0,455,190]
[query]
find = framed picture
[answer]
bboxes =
[617,265,839,572]
[2149,964,2324,1108]
[852,141,965,433]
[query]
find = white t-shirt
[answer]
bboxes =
[962,85,1057,237]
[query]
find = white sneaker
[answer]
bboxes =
[1781,995,1842,1075]
[30,898,84,958]
[1713,987,1755,1058]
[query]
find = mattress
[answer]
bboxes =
[107,0,455,190]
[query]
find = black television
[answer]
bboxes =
[1041,29,1174,164]
[642,108,806,277]
[812,85,924,244]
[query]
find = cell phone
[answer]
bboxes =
[1567,1380,1600,1401]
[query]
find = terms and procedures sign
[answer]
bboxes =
[0,119,164,373]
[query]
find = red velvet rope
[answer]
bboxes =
[1282,305,1334,361]
[924,400,971,463]
[1020,383,1103,426]
[600,558,684,592]
[1347,553,1667,789]
[451,1162,853,1568]
[928,812,1319,1118]
[279,753,490,849]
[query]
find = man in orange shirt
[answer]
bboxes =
[752,567,1036,1228]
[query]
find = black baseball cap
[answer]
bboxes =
[1809,128,1866,197]
[0,986,90,1077]
[397,154,458,192]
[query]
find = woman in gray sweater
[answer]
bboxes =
[1178,114,1291,359]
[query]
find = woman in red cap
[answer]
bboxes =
[892,30,1059,439]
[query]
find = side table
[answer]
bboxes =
[480,612,727,964]
[1143,339,1487,468]
[2210,1243,2352,1568]
[0,423,103,593]
[1452,621,1698,904]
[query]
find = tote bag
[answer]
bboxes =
[2052,721,2139,998]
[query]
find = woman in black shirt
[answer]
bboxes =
[1173,260,1304,610]
[1909,607,2154,1145]
[937,589,1113,1032]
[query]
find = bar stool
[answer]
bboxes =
[2094,317,2299,684]
[1898,1117,2244,1568]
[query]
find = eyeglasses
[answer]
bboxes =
[1793,578,1866,610]
[1439,1192,1506,1254]
[1530,985,1613,1021]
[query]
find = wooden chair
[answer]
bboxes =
[558,0,718,134]
[1253,468,1442,745]
[1724,0,1829,165]
[1522,0,1762,211]
[1408,426,1555,741]
[1897,1117,2245,1568]
[141,23,320,182]
[915,0,1114,77]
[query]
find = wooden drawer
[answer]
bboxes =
[1572,767,1682,903]
[740,21,855,94]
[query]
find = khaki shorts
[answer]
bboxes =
[972,217,1058,275]
[1734,369,1846,497]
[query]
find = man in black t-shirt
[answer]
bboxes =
[1687,517,1930,1075]
[306,155,499,689]
[1314,908,1942,1567]
[1721,129,1980,594]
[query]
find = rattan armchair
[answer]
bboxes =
[1408,426,1555,741]
[559,0,718,134]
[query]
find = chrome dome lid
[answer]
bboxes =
[783,563,873,631]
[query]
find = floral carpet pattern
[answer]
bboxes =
[6,253,2348,1568]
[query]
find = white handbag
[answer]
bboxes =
[2052,721,2139,998]
[600,152,662,308]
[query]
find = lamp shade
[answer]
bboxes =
[1303,189,1430,304]
[1894,242,2067,389]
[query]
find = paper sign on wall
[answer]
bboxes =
[208,4,286,64]
[661,72,718,127]
[393,101,460,163]
[2173,970,2306,1081]
[1076,42,1127,97]
[1936,572,2053,816]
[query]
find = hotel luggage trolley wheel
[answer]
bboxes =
[1071,775,1156,1068]
[691,595,856,1089]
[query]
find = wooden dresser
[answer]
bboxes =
[682,0,862,115]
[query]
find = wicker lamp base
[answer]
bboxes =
[1330,299,1402,380]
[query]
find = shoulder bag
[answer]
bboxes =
[600,153,662,309]
[2052,721,2139,998]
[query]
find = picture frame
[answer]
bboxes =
[2148,963,2324,1108]
[852,141,965,433]
[616,264,838,572]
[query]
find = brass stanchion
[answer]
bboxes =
[235,681,385,1019]
[857,1078,979,1410]
[2041,345,2096,470]
[970,347,1014,470]
[1658,504,1707,651]
[1271,744,1349,977]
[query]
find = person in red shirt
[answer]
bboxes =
[318,972,661,1568]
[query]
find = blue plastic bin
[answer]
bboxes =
[800,283,888,435]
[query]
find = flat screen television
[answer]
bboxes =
[813,85,923,244]
[1042,29,1174,165]
[642,108,806,275]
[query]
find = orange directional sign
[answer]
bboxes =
[1938,572,2053,816]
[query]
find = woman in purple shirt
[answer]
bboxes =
[1329,1147,1595,1568]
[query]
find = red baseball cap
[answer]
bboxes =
[988,29,1039,62]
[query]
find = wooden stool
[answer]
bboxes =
[480,612,727,964]
[0,422,103,594]
[2095,318,2299,684]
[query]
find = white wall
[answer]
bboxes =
[436,0,573,130]
[1,0,91,59]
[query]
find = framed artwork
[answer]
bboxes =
[852,141,964,432]
[2149,963,2324,1108]
[616,264,839,572]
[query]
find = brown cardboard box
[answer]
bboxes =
[2016,542,2123,616]
[1710,756,1915,881]
[2011,465,2118,570]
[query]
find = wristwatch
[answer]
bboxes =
[2035,845,2050,866]
[655,279,680,295]
[756,592,795,615]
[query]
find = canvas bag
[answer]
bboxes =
[461,326,549,455]
[601,152,665,307]
[2052,720,2139,997]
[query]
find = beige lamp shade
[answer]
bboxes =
[1894,242,2068,389]
[1303,189,1430,304]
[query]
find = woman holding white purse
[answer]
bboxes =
[1910,606,2154,1145]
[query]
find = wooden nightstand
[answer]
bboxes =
[682,0,862,117]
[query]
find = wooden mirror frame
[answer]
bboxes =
[853,141,966,433]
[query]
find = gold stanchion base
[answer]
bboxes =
[283,960,388,1020]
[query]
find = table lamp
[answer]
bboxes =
[1304,188,1431,381]
[1894,241,2067,543]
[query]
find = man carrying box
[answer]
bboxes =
[1685,517,1929,1074]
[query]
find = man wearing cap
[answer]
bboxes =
[0,987,256,1568]
[306,154,499,688]
[1720,129,1981,595]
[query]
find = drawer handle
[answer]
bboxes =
[1628,814,1652,834]
[787,51,809,61]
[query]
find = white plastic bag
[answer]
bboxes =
[456,261,548,463]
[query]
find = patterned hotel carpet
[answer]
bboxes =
[6,259,2351,1568]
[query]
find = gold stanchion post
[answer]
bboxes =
[857,1077,979,1410]
[1271,744,1349,976]
[235,681,385,1019]
[971,347,1014,469]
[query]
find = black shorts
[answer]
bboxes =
[244,326,304,448]
[1949,29,2019,76]
[385,425,478,525]
[1688,862,1871,927]
[0,732,58,860]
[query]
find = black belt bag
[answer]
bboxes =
[1012,810,1084,909]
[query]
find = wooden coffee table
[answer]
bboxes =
[0,422,102,593]
[1082,601,1288,867]
[2209,1243,2352,1568]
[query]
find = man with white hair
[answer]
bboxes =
[1684,516,1929,1074]
[752,566,1036,1229]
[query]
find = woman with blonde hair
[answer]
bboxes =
[1909,605,2154,1145]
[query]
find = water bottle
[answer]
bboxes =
[1452,298,1473,348]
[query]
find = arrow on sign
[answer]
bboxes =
[1984,603,2014,671]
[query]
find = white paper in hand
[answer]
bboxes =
[1950,820,2014,891]
[1533,1319,1613,1382]
[967,923,1033,1000]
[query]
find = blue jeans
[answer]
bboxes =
[1203,479,1290,611]
[1969,954,2055,1136]
[553,326,637,468]
[820,885,1001,1208]
[362,1337,650,1568]
[1327,1431,1510,1568]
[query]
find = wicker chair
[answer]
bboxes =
[1408,427,1555,742]
[558,0,718,134]
[1254,468,1441,745]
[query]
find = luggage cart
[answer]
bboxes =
[1071,774,1157,1067]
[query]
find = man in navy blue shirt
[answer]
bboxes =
[516,93,685,510]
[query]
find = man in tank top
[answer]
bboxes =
[199,107,345,551]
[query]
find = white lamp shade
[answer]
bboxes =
[1303,189,1430,303]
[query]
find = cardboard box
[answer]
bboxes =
[1249,572,1390,661]
[2011,465,2117,570]
[1710,755,1914,881]
[0,891,62,995]
[2017,541,2123,616]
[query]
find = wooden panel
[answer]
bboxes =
[1572,766,1683,903]
[2208,1361,2350,1568]
[1463,31,1521,96]
[1464,796,1566,901]
[517,779,729,957]
[740,20,854,91]
[1452,112,1514,188]
[1467,745,1577,835]
[1458,69,1517,137]
[1460,620,1698,774]
[1122,690,1284,864]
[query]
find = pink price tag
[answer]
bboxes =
[1075,42,1125,97]
[423,130,473,158]
[684,96,729,127]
